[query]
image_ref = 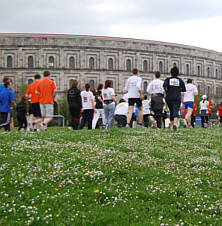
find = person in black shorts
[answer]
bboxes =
[163,66,186,131]
[16,96,28,131]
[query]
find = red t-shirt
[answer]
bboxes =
[218,105,222,117]
[36,78,56,104]
[26,80,40,104]
[208,100,212,114]
[193,102,197,116]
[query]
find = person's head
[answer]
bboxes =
[144,95,147,100]
[72,80,78,88]
[220,101,222,105]
[92,89,97,96]
[119,98,125,103]
[132,68,139,76]
[202,95,207,100]
[187,79,192,84]
[85,83,90,91]
[105,80,112,89]
[170,66,179,77]
[155,71,161,78]
[4,81,11,89]
[34,74,41,80]
[21,96,26,102]
[97,84,103,91]
[3,77,9,83]
[43,71,50,77]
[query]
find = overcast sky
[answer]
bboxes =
[1,0,222,52]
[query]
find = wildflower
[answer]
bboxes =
[94,189,99,193]
[59,185,62,188]
[55,188,58,191]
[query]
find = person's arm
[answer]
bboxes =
[97,96,103,103]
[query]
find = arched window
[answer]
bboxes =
[186,64,190,75]
[48,56,54,68]
[207,85,211,97]
[28,79,34,85]
[197,65,201,76]
[69,79,73,88]
[207,67,211,77]
[143,81,148,93]
[198,84,201,93]
[159,61,163,73]
[89,57,95,70]
[69,57,75,69]
[143,60,148,72]
[7,56,13,68]
[126,59,131,72]
[89,80,95,90]
[28,56,34,69]
[215,69,218,78]
[108,58,113,70]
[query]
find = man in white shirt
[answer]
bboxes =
[147,71,164,128]
[114,99,128,128]
[124,69,143,128]
[183,79,198,128]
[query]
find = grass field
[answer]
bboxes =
[0,127,221,225]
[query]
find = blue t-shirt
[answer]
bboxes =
[163,77,186,102]
[0,84,14,94]
[0,88,15,112]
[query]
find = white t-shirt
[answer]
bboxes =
[102,88,115,101]
[147,79,164,94]
[81,90,94,110]
[124,75,142,98]
[200,100,209,110]
[115,102,128,116]
[184,83,198,102]
[142,99,151,115]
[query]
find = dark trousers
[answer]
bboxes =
[153,109,163,128]
[0,112,11,131]
[201,116,208,127]
[114,115,127,128]
[191,115,196,127]
[17,115,27,131]
[143,114,149,128]
[69,107,81,130]
[79,109,94,130]
[166,101,181,121]
[220,117,222,124]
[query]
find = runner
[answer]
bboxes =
[142,95,151,128]
[0,81,15,131]
[147,71,164,128]
[102,80,116,130]
[163,66,186,131]
[16,96,27,131]
[92,84,105,129]
[217,102,222,127]
[191,102,197,128]
[183,79,198,128]
[207,97,213,127]
[36,71,56,130]
[124,68,143,128]
[26,74,41,131]
[67,80,82,130]
[114,98,128,128]
[199,95,209,128]
[79,83,95,130]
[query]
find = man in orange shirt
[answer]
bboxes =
[26,74,41,131]
[36,71,56,130]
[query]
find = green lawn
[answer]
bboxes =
[0,127,221,225]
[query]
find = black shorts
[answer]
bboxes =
[30,103,41,117]
[128,98,142,108]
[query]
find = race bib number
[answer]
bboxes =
[103,93,108,98]
[169,78,179,86]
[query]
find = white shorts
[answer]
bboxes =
[40,104,54,117]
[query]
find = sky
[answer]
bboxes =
[1,0,222,52]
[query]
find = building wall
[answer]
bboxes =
[0,33,221,103]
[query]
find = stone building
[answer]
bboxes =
[0,33,221,103]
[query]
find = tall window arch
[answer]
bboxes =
[89,80,95,90]
[89,57,95,70]
[143,60,148,72]
[207,85,211,97]
[69,57,75,69]
[28,79,34,85]
[143,81,148,93]
[48,56,54,68]
[186,64,190,75]
[207,67,210,77]
[197,65,201,76]
[108,58,113,70]
[7,56,13,68]
[28,56,34,69]
[215,68,218,78]
[126,59,131,72]
[69,79,73,88]
[159,61,163,73]
[198,84,201,93]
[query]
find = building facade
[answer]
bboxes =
[0,33,221,103]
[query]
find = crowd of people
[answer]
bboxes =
[0,67,221,132]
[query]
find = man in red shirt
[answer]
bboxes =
[191,102,197,128]
[217,102,222,127]
[207,97,213,127]
[36,71,56,130]
[26,74,41,131]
